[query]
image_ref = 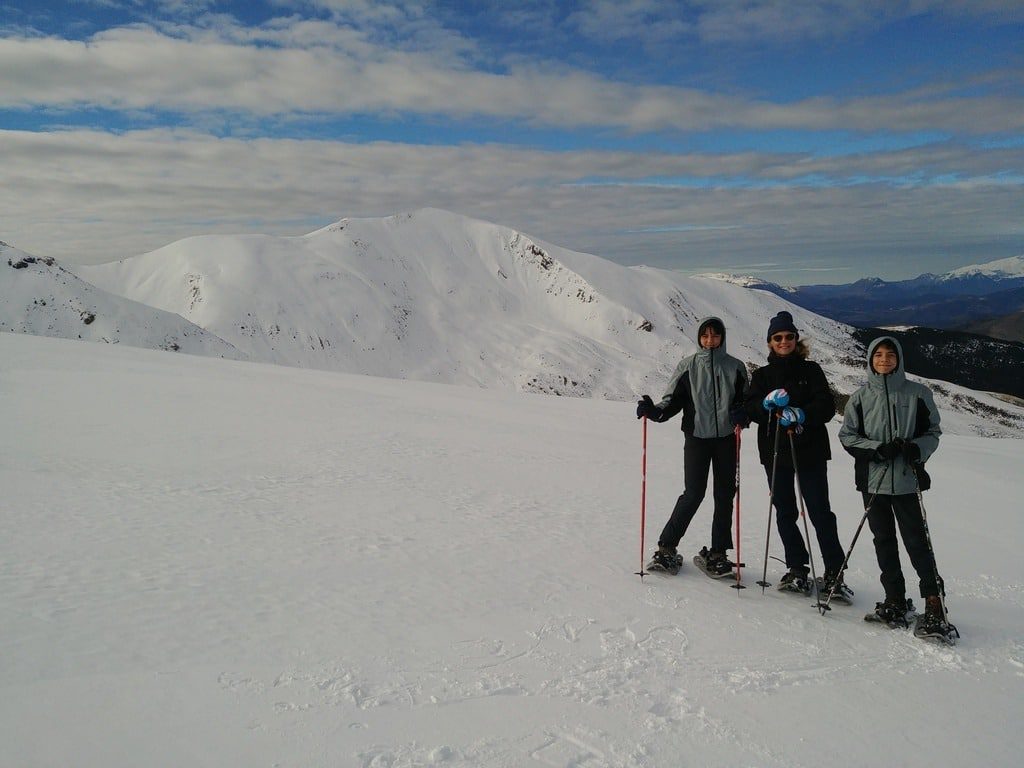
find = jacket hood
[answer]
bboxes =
[866,336,906,389]
[696,316,728,355]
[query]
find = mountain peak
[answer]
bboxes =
[16,210,1021,436]
[311,208,491,238]
[943,255,1024,279]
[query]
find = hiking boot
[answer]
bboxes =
[868,596,913,627]
[701,547,733,577]
[649,544,682,574]
[819,568,854,603]
[778,566,811,593]
[914,596,959,642]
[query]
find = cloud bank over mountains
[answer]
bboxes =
[2,1,1022,281]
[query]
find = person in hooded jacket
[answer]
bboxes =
[838,337,953,639]
[742,311,848,596]
[636,317,749,576]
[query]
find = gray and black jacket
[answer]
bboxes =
[652,317,749,439]
[838,337,941,495]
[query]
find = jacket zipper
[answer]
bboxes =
[883,374,895,494]
[711,352,721,438]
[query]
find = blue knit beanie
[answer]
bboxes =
[766,311,799,341]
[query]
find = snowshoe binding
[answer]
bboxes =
[777,567,812,595]
[692,547,742,580]
[648,545,683,575]
[817,569,854,606]
[864,597,916,629]
[913,597,960,645]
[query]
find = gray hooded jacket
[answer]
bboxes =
[838,336,941,495]
[653,317,749,439]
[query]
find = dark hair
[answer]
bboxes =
[870,339,900,372]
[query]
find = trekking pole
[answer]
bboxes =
[636,416,649,579]
[912,466,959,638]
[732,425,745,590]
[819,463,890,612]
[787,428,822,612]
[756,416,783,591]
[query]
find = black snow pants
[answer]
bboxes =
[659,434,736,554]
[765,461,846,574]
[865,492,941,600]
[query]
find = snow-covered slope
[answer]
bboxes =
[2,332,1021,767]
[71,208,1022,436]
[1,242,244,359]
[944,254,1024,279]
[75,208,854,395]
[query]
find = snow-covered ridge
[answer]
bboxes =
[75,208,856,398]
[4,208,1021,436]
[1,243,243,358]
[943,254,1024,279]
[694,272,792,291]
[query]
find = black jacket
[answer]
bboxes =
[743,353,835,468]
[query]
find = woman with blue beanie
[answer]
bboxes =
[742,311,849,598]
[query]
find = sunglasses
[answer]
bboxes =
[771,333,797,342]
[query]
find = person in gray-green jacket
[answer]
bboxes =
[838,336,954,640]
[636,317,750,577]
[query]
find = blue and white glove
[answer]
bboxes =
[779,406,805,427]
[762,388,789,410]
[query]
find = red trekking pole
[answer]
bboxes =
[636,416,649,579]
[731,425,745,590]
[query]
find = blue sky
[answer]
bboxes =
[1,0,1022,283]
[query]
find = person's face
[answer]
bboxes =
[769,331,797,357]
[872,346,899,374]
[700,328,723,349]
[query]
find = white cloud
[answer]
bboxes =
[565,0,1024,45]
[1,128,1020,281]
[1,20,1022,134]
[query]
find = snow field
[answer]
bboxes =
[1,332,1022,767]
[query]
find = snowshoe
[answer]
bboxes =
[692,547,742,580]
[817,570,854,606]
[913,598,960,645]
[864,597,916,629]
[777,567,811,595]
[647,546,683,575]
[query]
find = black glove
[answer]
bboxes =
[875,440,901,461]
[900,440,921,464]
[730,405,750,428]
[636,395,661,420]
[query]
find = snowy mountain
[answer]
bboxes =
[2,331,1022,767]
[4,209,1020,435]
[0,241,244,358]
[944,254,1024,279]
[75,208,861,397]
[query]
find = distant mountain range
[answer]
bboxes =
[707,258,1024,401]
[2,212,1022,437]
[729,256,1024,339]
